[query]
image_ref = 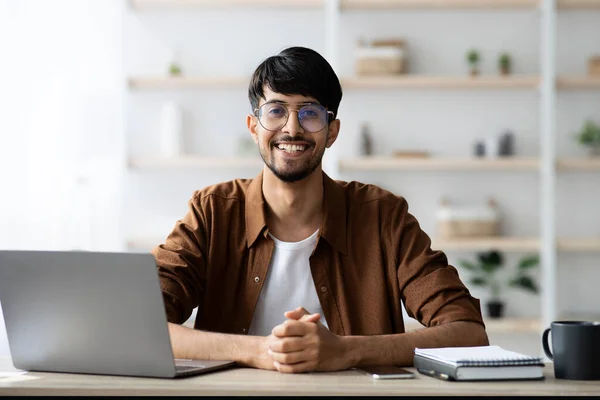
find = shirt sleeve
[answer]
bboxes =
[387,197,485,328]
[151,193,208,324]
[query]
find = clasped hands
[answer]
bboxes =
[257,306,352,373]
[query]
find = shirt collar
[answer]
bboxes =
[245,170,348,256]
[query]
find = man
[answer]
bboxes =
[153,46,489,374]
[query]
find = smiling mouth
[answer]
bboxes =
[274,143,310,154]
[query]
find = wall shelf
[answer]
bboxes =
[557,0,600,9]
[558,238,600,252]
[432,237,540,252]
[557,158,600,171]
[340,0,540,10]
[129,156,263,170]
[338,157,539,171]
[128,76,247,90]
[405,317,541,333]
[341,75,540,90]
[128,75,541,90]
[130,0,324,10]
[557,76,600,90]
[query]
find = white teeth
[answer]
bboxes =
[277,144,306,152]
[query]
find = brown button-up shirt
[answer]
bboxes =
[153,171,484,336]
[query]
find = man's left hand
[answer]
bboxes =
[268,307,353,373]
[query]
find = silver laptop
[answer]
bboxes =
[0,250,235,378]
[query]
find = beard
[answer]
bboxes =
[259,140,325,183]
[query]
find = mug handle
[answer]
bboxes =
[542,327,553,360]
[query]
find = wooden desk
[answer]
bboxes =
[1,356,600,396]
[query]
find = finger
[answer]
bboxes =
[284,307,311,320]
[274,360,316,374]
[269,336,307,353]
[269,348,312,365]
[272,320,318,338]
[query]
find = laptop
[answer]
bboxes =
[0,250,236,378]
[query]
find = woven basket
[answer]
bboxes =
[356,57,405,75]
[438,220,499,238]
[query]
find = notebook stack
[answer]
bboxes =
[414,345,545,381]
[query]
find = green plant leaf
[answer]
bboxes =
[458,260,478,271]
[509,276,538,293]
[478,250,503,266]
[481,262,503,274]
[470,277,489,286]
[518,255,540,270]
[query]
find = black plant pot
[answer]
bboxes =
[486,301,505,318]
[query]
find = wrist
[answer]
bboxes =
[341,335,363,368]
[236,334,263,367]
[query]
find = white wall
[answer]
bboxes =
[0,0,124,252]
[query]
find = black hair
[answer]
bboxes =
[248,46,343,119]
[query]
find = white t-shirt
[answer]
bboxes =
[248,230,329,336]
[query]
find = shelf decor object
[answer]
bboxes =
[355,38,406,75]
[458,250,539,318]
[437,198,500,239]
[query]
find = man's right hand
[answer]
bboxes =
[245,311,321,371]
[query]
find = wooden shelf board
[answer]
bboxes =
[130,0,324,10]
[557,76,600,89]
[405,317,541,333]
[128,76,248,90]
[128,156,264,169]
[432,237,540,252]
[341,0,540,9]
[338,157,539,171]
[341,75,540,89]
[127,238,159,251]
[557,0,600,9]
[558,238,600,252]
[557,158,600,171]
[484,317,541,334]
[129,75,557,90]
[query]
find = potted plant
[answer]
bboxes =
[498,52,512,76]
[168,62,182,76]
[466,49,480,76]
[458,250,539,318]
[573,120,600,157]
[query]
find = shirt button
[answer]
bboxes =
[320,286,327,293]
[242,328,247,333]
[254,276,260,283]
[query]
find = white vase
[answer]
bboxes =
[159,101,183,158]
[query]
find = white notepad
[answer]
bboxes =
[414,345,543,367]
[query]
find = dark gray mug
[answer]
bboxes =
[542,321,600,380]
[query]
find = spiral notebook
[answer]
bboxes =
[414,346,545,381]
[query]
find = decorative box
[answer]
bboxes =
[355,39,406,76]
[437,198,500,238]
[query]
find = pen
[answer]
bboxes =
[417,368,452,381]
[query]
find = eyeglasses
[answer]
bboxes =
[254,102,334,133]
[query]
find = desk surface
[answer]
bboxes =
[1,356,600,396]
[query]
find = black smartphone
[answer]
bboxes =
[356,365,416,380]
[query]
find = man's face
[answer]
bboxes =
[247,87,339,183]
